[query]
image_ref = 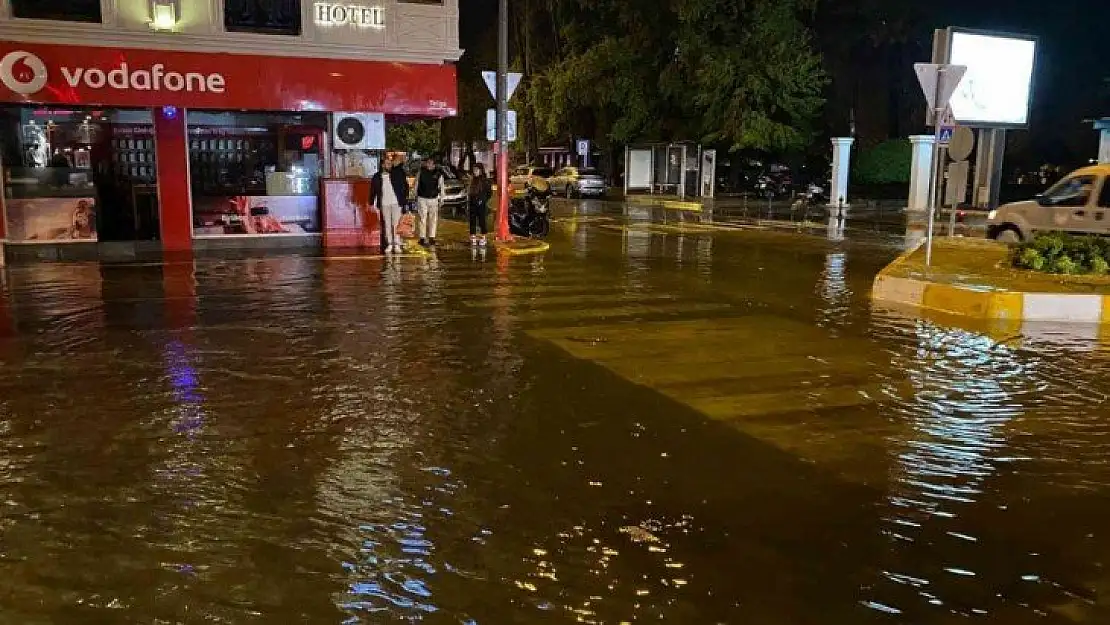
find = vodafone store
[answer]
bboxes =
[0,41,456,259]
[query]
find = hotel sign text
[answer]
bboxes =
[314,3,385,28]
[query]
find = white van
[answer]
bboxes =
[987,164,1110,242]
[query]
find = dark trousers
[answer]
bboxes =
[469,199,488,235]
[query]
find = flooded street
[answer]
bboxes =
[3,201,1110,624]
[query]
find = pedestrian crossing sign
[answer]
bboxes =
[939,126,955,145]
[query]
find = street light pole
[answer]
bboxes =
[496,0,511,241]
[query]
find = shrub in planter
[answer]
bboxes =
[1092,257,1110,275]
[1012,232,1110,275]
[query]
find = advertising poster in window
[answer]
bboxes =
[4,197,97,241]
[192,196,320,236]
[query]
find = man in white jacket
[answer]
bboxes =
[372,156,410,254]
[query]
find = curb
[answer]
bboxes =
[494,240,550,256]
[627,197,703,212]
[872,273,1110,324]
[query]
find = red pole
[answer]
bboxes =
[497,142,511,241]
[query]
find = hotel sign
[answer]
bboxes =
[314,3,385,28]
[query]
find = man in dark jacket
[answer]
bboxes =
[415,156,444,247]
[371,156,410,253]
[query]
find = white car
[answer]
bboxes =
[988,164,1110,242]
[550,167,606,198]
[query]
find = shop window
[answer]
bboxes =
[187,110,327,237]
[224,0,302,36]
[0,106,158,243]
[10,0,102,22]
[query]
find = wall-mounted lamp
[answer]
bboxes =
[150,0,178,31]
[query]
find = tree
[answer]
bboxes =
[529,0,825,155]
[387,120,442,158]
[530,0,675,145]
[674,0,826,153]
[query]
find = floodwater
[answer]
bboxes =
[3,201,1110,624]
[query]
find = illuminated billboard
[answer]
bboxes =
[946,30,1037,128]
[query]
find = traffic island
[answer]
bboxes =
[872,237,1110,324]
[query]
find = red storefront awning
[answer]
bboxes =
[0,42,457,116]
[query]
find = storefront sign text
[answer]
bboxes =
[1,51,225,95]
[314,3,385,28]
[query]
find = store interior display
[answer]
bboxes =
[187,110,328,236]
[0,106,160,242]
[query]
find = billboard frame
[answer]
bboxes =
[936,26,1039,130]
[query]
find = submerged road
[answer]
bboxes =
[2,199,1109,623]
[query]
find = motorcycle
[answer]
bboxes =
[509,177,552,238]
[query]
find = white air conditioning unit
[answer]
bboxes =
[333,112,370,150]
[332,112,386,150]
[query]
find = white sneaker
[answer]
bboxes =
[470,235,478,246]
[478,236,488,247]
[393,244,403,254]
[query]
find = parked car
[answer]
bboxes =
[550,167,606,198]
[510,165,554,198]
[439,167,468,211]
[406,166,467,212]
[987,164,1110,242]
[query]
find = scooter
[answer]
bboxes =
[509,178,552,238]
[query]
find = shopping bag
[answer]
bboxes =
[396,212,417,239]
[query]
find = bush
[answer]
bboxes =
[1012,232,1110,276]
[853,139,912,185]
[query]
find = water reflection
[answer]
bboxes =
[867,322,1032,618]
[817,251,850,330]
[4,216,1110,622]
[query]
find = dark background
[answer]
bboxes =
[456,0,1109,169]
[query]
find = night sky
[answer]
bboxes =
[458,0,1109,164]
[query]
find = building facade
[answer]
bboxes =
[0,0,460,260]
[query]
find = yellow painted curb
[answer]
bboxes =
[627,197,703,212]
[494,240,550,256]
[874,263,1110,324]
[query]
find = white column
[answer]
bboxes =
[1099,129,1110,165]
[908,135,936,212]
[828,137,854,214]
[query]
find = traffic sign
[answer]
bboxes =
[948,126,976,162]
[482,71,523,101]
[576,139,590,156]
[915,63,966,123]
[486,108,517,141]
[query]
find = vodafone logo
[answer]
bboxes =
[0,50,226,96]
[0,51,48,95]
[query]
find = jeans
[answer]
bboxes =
[417,197,439,240]
[380,203,402,247]
[469,199,488,236]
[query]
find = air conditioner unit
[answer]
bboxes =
[333,112,370,150]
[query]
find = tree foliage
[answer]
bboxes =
[523,0,825,153]
[387,120,442,157]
